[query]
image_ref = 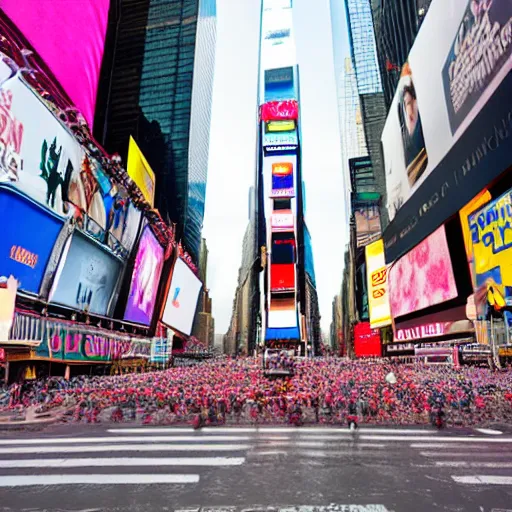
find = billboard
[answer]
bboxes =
[355,203,381,248]
[388,225,458,318]
[468,188,512,320]
[365,239,391,329]
[260,100,299,122]
[394,320,474,342]
[381,0,512,262]
[127,136,156,206]
[50,233,123,316]
[161,258,202,336]
[0,187,63,294]
[264,154,296,198]
[124,226,165,326]
[271,211,294,230]
[0,74,139,253]
[271,236,295,264]
[270,263,295,291]
[268,296,297,328]
[354,322,382,358]
[2,0,110,128]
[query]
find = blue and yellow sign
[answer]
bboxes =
[469,189,512,318]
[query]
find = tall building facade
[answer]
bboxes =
[370,0,432,108]
[95,0,216,263]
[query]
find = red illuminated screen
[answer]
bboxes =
[354,322,381,358]
[271,264,295,291]
[388,225,457,318]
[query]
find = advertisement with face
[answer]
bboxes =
[381,0,512,262]
[0,187,63,295]
[50,233,123,316]
[388,225,458,318]
[161,258,202,336]
[124,226,165,326]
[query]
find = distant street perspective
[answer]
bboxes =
[2,0,512,510]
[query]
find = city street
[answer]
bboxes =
[0,426,511,512]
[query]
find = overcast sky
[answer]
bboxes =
[203,0,350,335]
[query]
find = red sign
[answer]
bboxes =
[0,348,5,362]
[260,100,299,122]
[354,322,381,358]
[270,264,295,291]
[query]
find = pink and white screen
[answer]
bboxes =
[388,225,457,318]
[2,0,110,128]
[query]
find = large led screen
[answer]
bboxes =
[388,225,457,318]
[268,297,297,328]
[365,239,391,329]
[162,258,202,336]
[0,73,140,253]
[50,233,122,316]
[2,0,110,128]
[264,154,296,199]
[381,0,512,262]
[124,226,165,326]
[271,263,295,291]
[0,187,63,294]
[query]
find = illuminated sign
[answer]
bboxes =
[271,212,294,230]
[264,143,297,153]
[270,188,294,198]
[265,67,293,85]
[394,320,473,342]
[260,100,299,122]
[266,120,296,133]
[0,187,63,295]
[272,162,293,176]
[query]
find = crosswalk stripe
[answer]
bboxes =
[420,451,512,458]
[435,462,512,468]
[475,428,503,435]
[0,474,200,487]
[452,475,512,485]
[411,443,508,449]
[0,457,245,468]
[0,435,251,445]
[201,427,433,434]
[108,428,194,434]
[360,435,512,443]
[0,443,251,455]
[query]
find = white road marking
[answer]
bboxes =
[0,457,245,468]
[0,435,251,445]
[361,435,512,443]
[200,428,259,433]
[107,428,194,434]
[0,474,200,487]
[420,451,512,458]
[435,462,512,468]
[0,444,251,455]
[475,428,503,435]
[411,443,506,449]
[452,475,512,485]
[296,448,386,458]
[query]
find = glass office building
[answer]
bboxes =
[95,0,216,262]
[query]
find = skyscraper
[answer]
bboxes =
[95,0,216,262]
[371,0,432,108]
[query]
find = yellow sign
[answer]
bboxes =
[266,120,296,132]
[365,239,391,329]
[469,188,512,313]
[459,189,491,286]
[127,136,156,206]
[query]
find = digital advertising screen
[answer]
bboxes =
[268,297,297,328]
[270,263,295,291]
[124,225,165,326]
[388,225,458,318]
[127,136,156,206]
[0,187,63,295]
[381,0,512,262]
[161,258,202,336]
[264,154,296,198]
[50,233,123,316]
[2,0,110,128]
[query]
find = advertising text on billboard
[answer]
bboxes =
[270,263,295,291]
[0,187,63,295]
[127,136,156,207]
[365,239,391,329]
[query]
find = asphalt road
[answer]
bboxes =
[0,424,511,512]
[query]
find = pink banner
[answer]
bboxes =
[2,0,110,128]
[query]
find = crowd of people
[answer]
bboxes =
[264,350,296,371]
[2,357,512,427]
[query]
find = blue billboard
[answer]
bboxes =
[0,187,63,294]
